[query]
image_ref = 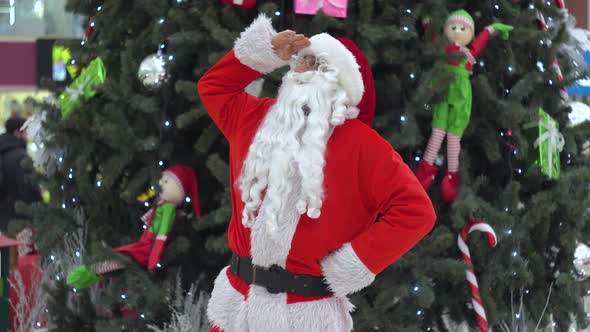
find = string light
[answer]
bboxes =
[58,157,63,163]
[157,263,162,268]
[97,5,102,11]
[413,286,419,292]
[409,73,415,79]
[140,313,145,319]
[73,288,77,293]
[415,156,421,162]
[400,115,407,122]
[121,294,127,299]
[81,40,86,46]
[403,26,409,32]
[516,313,521,319]
[159,160,164,166]
[507,66,513,72]
[159,44,165,49]
[185,197,191,203]
[50,255,55,260]
[506,229,512,235]
[164,121,170,127]
[494,4,499,10]
[517,168,522,174]
[168,55,174,61]
[548,80,553,85]
[75,251,80,257]
[90,21,95,27]
[56,276,60,281]
[71,60,76,64]
[539,39,544,45]
[158,18,165,24]
[416,309,423,316]
[537,61,545,72]
[96,180,102,187]
[512,251,518,257]
[479,60,485,67]
[406,9,411,13]
[144,202,150,207]
[274,11,281,16]
[143,225,147,229]
[72,197,76,203]
[62,203,66,209]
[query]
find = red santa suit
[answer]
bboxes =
[198,15,436,332]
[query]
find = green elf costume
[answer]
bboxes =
[67,165,201,288]
[415,10,513,203]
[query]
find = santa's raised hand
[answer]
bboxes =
[271,30,310,61]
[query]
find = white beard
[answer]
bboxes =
[238,68,359,234]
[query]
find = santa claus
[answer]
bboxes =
[198,15,436,332]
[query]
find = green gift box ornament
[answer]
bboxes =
[59,56,106,117]
[525,109,565,179]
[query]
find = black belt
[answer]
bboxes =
[229,254,332,297]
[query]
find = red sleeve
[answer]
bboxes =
[352,133,436,274]
[197,50,269,142]
[469,29,491,59]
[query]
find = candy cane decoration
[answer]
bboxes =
[535,0,568,99]
[457,217,498,332]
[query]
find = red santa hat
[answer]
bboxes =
[163,165,201,217]
[306,33,365,107]
[336,37,376,128]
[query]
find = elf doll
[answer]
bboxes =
[415,10,513,203]
[67,165,201,288]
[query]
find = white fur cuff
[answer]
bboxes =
[320,243,376,298]
[234,14,289,74]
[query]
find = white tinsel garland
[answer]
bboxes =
[147,273,210,332]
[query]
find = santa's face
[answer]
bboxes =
[238,57,357,233]
[159,173,184,205]
[444,20,474,46]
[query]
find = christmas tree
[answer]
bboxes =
[15,0,590,331]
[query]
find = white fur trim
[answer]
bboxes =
[234,14,289,74]
[287,295,354,331]
[446,15,474,31]
[247,285,290,331]
[320,243,376,297]
[304,33,364,106]
[207,267,249,332]
[207,268,355,332]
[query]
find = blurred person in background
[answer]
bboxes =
[0,116,41,232]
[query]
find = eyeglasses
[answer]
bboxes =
[292,53,319,71]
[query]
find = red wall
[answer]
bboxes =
[569,0,588,29]
[0,41,37,87]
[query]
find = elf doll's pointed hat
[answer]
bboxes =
[163,165,201,217]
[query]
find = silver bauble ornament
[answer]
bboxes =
[138,51,169,88]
